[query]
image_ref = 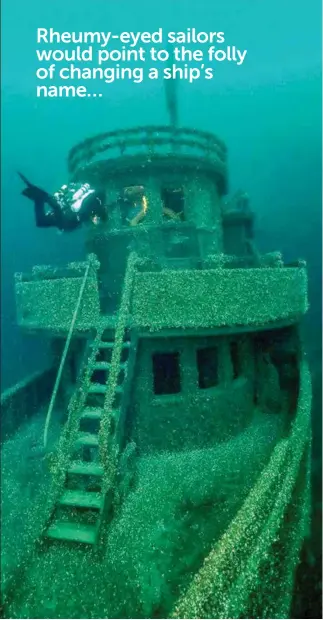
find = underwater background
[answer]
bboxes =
[1,0,322,617]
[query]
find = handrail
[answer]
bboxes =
[99,251,139,486]
[43,257,92,448]
[68,125,226,165]
[15,259,96,284]
[68,125,227,176]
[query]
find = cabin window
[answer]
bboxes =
[197,347,219,389]
[230,341,242,379]
[119,185,148,226]
[152,352,181,395]
[161,187,185,221]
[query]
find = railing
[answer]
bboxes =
[204,251,284,269]
[131,262,309,330]
[43,255,96,448]
[135,251,307,272]
[15,256,101,332]
[15,261,97,282]
[1,368,56,442]
[68,125,227,177]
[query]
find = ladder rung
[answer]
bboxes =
[68,462,103,477]
[81,407,102,420]
[97,341,131,349]
[97,341,114,349]
[88,383,107,394]
[75,433,99,447]
[92,361,128,371]
[93,361,110,370]
[88,384,123,395]
[46,522,97,545]
[59,490,102,509]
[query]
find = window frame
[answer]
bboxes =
[152,350,182,396]
[196,345,219,390]
[161,186,185,222]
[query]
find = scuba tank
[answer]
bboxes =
[54,183,106,224]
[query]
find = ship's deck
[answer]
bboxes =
[2,404,287,618]
[1,406,62,592]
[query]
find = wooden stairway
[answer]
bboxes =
[45,332,132,546]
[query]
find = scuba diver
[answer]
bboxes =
[18,172,107,232]
[120,185,148,226]
[118,185,183,226]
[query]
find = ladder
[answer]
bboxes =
[44,252,138,546]
[45,332,132,545]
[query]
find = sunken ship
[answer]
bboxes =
[1,90,312,619]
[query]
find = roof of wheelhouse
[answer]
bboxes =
[67,125,228,194]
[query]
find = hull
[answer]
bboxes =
[1,361,311,619]
[173,361,312,619]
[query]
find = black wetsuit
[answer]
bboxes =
[18,173,105,232]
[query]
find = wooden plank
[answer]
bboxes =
[46,522,97,544]
[59,490,102,509]
[68,462,103,476]
[81,407,103,420]
[75,432,99,447]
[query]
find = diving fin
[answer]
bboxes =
[18,171,33,187]
[18,172,50,203]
